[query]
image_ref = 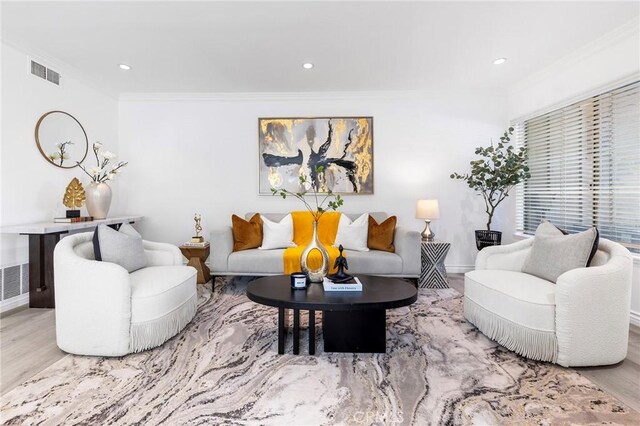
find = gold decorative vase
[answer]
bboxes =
[301,221,329,283]
[85,182,112,219]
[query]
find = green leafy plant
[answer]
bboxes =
[450,127,530,231]
[271,165,344,222]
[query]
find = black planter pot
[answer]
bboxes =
[475,230,502,250]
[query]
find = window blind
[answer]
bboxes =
[515,80,640,254]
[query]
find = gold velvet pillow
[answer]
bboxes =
[232,214,263,252]
[368,215,397,252]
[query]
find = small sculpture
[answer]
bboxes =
[328,245,353,283]
[192,214,204,243]
[63,177,85,218]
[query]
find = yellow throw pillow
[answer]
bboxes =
[232,214,263,252]
[367,215,397,252]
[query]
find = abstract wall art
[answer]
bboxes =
[258,117,373,194]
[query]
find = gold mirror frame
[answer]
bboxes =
[35,110,88,169]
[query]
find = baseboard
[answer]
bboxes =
[446,265,474,274]
[0,293,29,313]
[630,310,640,327]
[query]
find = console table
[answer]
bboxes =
[1,215,143,308]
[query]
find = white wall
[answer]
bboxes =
[118,91,509,271]
[507,19,640,324]
[0,42,119,309]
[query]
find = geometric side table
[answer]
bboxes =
[419,241,451,289]
[179,244,211,284]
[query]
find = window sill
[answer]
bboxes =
[513,232,532,240]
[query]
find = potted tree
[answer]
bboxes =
[451,127,530,250]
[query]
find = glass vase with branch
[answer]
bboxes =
[271,165,344,221]
[271,165,344,282]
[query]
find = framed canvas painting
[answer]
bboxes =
[258,117,373,194]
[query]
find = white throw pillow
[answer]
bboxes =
[259,214,296,250]
[334,213,369,252]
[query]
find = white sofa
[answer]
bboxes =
[464,237,633,367]
[210,212,421,278]
[54,232,197,356]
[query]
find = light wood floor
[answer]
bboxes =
[1,275,639,413]
[1,307,65,395]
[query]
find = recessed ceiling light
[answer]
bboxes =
[119,64,132,70]
[492,58,507,65]
[302,63,314,69]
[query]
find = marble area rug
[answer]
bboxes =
[2,277,638,425]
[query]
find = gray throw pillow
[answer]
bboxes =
[522,220,599,283]
[93,224,147,272]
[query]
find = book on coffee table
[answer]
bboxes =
[322,276,363,292]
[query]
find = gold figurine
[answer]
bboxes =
[191,214,204,243]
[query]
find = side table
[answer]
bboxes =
[179,245,211,284]
[419,241,451,289]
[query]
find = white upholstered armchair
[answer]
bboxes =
[54,232,197,356]
[464,237,633,367]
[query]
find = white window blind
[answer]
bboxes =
[515,80,640,254]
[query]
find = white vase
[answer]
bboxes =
[301,221,329,283]
[85,182,112,219]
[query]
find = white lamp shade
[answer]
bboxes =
[416,199,440,220]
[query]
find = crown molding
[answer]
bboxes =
[509,72,640,123]
[510,17,640,94]
[118,87,505,102]
[1,37,118,101]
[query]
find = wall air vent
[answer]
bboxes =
[46,69,60,85]
[30,60,61,86]
[31,60,46,79]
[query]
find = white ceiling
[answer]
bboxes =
[2,1,638,95]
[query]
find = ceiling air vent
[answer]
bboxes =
[30,60,61,86]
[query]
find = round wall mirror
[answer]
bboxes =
[35,111,88,169]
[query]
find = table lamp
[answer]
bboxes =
[416,199,440,242]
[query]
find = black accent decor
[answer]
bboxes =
[475,230,502,250]
[66,210,80,218]
[92,227,103,261]
[587,227,600,267]
[327,245,352,283]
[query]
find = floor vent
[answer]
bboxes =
[2,266,21,300]
[1,264,29,301]
[30,60,61,86]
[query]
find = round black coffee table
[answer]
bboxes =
[246,275,417,355]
